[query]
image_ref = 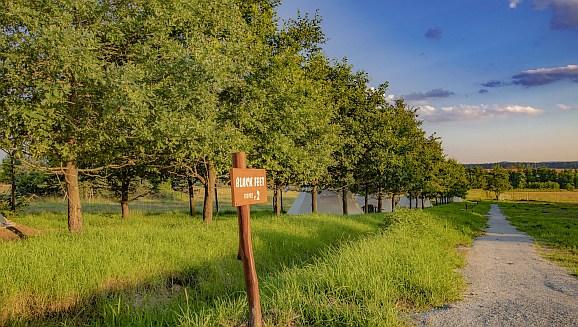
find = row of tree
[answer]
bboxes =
[0,0,468,232]
[467,167,578,192]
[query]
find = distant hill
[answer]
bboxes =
[464,161,578,169]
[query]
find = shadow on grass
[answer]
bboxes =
[4,214,386,326]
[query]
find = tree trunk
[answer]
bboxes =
[187,177,195,216]
[203,161,216,224]
[120,178,130,219]
[364,185,369,213]
[65,160,82,232]
[272,186,278,214]
[274,185,282,216]
[9,154,16,212]
[342,188,349,215]
[421,196,424,209]
[311,184,318,213]
[377,191,383,212]
[409,195,413,209]
[214,181,219,215]
[391,195,395,212]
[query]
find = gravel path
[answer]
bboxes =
[417,204,578,327]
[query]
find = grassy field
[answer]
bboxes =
[499,202,578,277]
[1,202,489,326]
[467,188,578,203]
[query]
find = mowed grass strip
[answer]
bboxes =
[1,203,488,326]
[467,188,578,203]
[499,202,578,276]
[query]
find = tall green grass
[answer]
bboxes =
[499,202,578,276]
[1,211,382,324]
[1,202,489,326]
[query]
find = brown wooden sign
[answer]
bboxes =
[231,152,263,327]
[230,168,267,207]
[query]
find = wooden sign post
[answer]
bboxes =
[231,152,266,327]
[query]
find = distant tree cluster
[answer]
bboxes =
[467,166,578,199]
[1,0,468,231]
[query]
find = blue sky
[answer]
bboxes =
[277,0,578,163]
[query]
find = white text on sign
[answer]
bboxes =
[243,191,261,201]
[235,177,266,188]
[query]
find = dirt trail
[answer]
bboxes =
[418,204,578,327]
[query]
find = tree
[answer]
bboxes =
[225,13,337,216]
[353,84,396,212]
[326,63,371,215]
[443,159,470,200]
[406,135,444,209]
[1,1,128,231]
[0,154,17,212]
[1,0,274,229]
[102,166,161,219]
[157,0,279,223]
[485,166,511,200]
[466,167,487,189]
[238,51,335,216]
[509,171,526,189]
[381,100,424,211]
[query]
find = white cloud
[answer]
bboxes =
[521,64,578,75]
[510,0,522,8]
[557,103,578,111]
[417,104,543,122]
[484,64,578,87]
[495,105,543,114]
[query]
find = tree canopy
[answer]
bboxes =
[1,0,471,227]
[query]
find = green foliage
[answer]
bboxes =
[326,63,372,190]
[466,167,487,189]
[508,171,526,189]
[0,158,61,211]
[500,202,578,276]
[2,0,469,226]
[12,170,61,197]
[467,166,578,191]
[484,166,512,200]
[527,181,560,189]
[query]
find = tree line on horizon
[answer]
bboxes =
[467,166,578,200]
[0,0,469,232]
